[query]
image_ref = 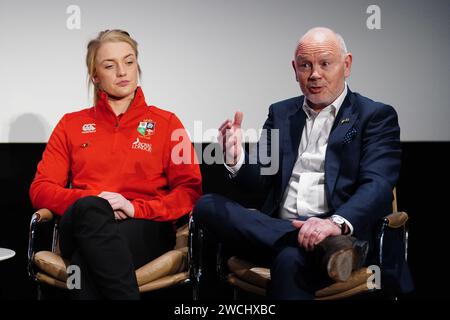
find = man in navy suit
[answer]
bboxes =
[193,27,411,299]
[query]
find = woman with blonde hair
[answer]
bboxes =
[30,29,202,299]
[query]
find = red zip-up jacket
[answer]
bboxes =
[29,87,202,221]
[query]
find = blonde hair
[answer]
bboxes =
[86,29,142,104]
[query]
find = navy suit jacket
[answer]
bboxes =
[232,88,413,293]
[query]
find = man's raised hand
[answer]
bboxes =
[218,111,244,166]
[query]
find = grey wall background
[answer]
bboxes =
[0,0,448,142]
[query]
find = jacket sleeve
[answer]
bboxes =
[29,115,100,215]
[132,114,202,221]
[335,105,401,236]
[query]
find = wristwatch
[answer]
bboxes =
[330,215,349,235]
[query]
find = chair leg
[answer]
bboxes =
[36,284,43,300]
[233,287,239,300]
[192,279,200,301]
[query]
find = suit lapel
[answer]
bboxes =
[325,89,357,200]
[281,97,306,192]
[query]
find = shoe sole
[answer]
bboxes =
[327,248,353,282]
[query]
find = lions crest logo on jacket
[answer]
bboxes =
[137,120,155,139]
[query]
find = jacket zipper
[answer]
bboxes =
[112,118,120,153]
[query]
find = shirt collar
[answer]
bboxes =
[302,83,348,120]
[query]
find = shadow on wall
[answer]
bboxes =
[8,113,50,143]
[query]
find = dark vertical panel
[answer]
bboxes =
[0,142,447,299]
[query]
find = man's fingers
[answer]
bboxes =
[314,232,327,246]
[223,128,236,144]
[225,136,238,150]
[218,120,232,134]
[295,219,333,250]
[292,220,305,229]
[307,230,321,251]
[298,227,306,248]
[299,223,314,249]
[219,124,233,147]
[233,111,243,128]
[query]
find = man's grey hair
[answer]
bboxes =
[335,32,348,55]
[296,27,348,57]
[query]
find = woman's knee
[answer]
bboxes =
[70,196,112,220]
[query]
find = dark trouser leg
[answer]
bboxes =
[117,218,175,270]
[60,196,139,299]
[68,250,102,299]
[60,196,175,300]
[193,194,298,253]
[193,194,364,299]
[269,247,332,299]
[193,194,311,298]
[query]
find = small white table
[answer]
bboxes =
[0,248,15,261]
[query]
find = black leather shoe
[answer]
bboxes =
[316,235,369,282]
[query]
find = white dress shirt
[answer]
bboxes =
[225,85,353,234]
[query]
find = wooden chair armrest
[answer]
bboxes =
[28,208,55,278]
[383,211,409,229]
[33,208,54,223]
